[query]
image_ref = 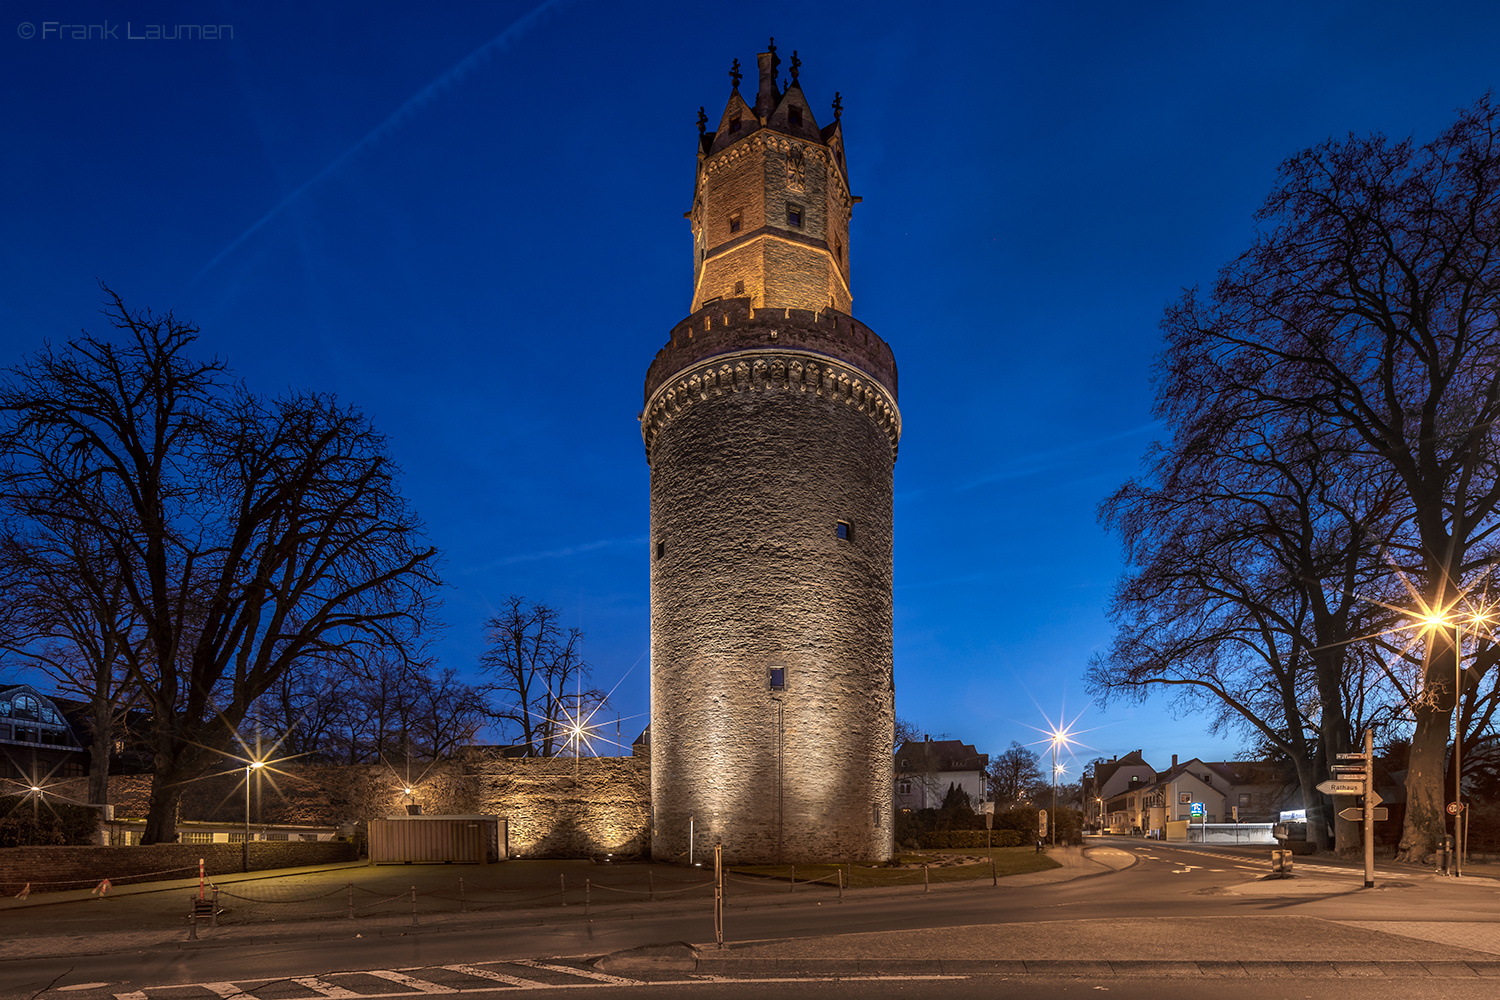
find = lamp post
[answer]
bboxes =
[243,760,264,872]
[1415,607,1490,877]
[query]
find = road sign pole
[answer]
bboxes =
[1362,728,1374,889]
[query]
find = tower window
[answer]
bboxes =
[786,203,803,227]
[730,116,741,133]
[769,667,786,690]
[729,211,741,234]
[734,280,745,295]
[789,106,802,126]
[655,541,665,560]
[836,520,853,541]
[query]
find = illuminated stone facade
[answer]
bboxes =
[646,44,899,863]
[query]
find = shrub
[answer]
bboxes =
[918,829,1022,849]
[0,795,99,847]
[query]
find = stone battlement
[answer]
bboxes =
[645,299,897,403]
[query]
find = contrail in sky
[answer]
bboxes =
[192,0,571,284]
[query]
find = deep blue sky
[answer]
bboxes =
[4,1,1498,776]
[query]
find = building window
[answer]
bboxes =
[228,832,248,843]
[786,203,803,227]
[734,280,745,295]
[729,211,741,234]
[1238,793,1251,807]
[789,106,802,126]
[769,667,786,690]
[182,832,213,845]
[730,116,741,133]
[264,833,290,842]
[898,780,912,795]
[836,520,852,541]
[655,541,665,560]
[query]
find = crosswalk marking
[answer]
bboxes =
[113,993,147,1000]
[511,960,639,986]
[363,970,457,994]
[440,964,543,989]
[291,977,361,998]
[201,986,247,998]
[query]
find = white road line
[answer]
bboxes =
[512,960,639,986]
[113,993,147,1000]
[291,977,362,998]
[365,970,457,994]
[201,986,249,998]
[441,964,544,989]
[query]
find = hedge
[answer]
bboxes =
[917,829,1023,849]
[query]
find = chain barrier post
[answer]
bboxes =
[347,882,354,920]
[648,869,654,902]
[714,841,724,950]
[410,885,417,926]
[838,868,844,903]
[460,876,466,913]
[585,878,591,920]
[790,865,795,893]
[198,858,205,900]
[924,864,930,892]
[188,897,198,940]
[560,873,567,906]
[212,886,220,926]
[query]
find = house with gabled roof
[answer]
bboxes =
[894,738,989,811]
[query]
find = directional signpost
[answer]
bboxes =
[1319,730,1378,888]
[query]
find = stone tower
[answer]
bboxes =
[642,41,900,864]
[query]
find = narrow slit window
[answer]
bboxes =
[786,203,803,227]
[730,116,741,133]
[729,211,742,234]
[769,667,786,690]
[655,541,665,560]
[734,280,745,295]
[789,106,803,126]
[836,520,852,541]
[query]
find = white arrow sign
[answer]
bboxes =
[1317,779,1365,796]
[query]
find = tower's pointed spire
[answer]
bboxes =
[755,38,782,119]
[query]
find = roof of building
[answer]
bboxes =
[895,739,988,773]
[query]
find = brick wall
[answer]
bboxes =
[0,841,358,895]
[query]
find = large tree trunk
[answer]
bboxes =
[1399,697,1452,862]
[141,776,182,844]
[87,696,113,807]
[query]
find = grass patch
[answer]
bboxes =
[730,846,1061,889]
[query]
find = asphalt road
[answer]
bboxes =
[6,840,1497,999]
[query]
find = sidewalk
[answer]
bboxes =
[0,846,1116,961]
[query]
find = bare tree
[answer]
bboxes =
[0,290,440,842]
[988,741,1043,805]
[1134,96,1500,858]
[0,526,141,804]
[478,597,596,756]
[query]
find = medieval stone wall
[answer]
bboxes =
[41,752,651,861]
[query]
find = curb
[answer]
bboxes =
[678,958,1500,978]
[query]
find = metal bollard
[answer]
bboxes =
[838,868,844,903]
[347,882,354,920]
[648,869,654,902]
[924,864,930,892]
[560,873,567,906]
[585,878,591,919]
[410,886,418,926]
[188,897,198,940]
[790,865,795,893]
[460,877,466,913]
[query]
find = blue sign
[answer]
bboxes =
[1190,802,1205,819]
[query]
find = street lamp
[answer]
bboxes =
[1414,605,1495,878]
[244,760,264,872]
